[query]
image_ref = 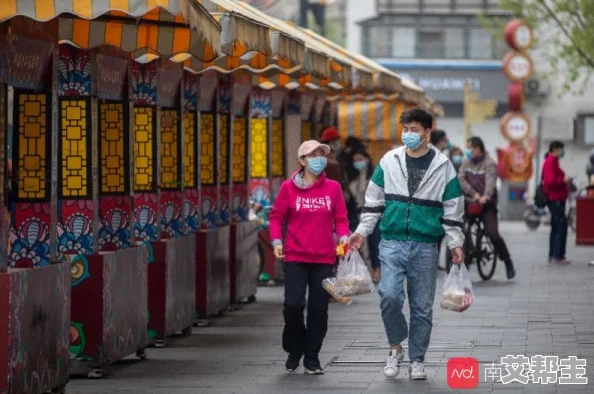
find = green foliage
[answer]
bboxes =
[306,14,345,47]
[480,0,594,95]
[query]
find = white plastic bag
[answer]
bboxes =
[322,250,374,303]
[440,264,474,312]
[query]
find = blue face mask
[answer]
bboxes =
[446,141,452,150]
[402,132,423,150]
[353,160,368,171]
[465,148,473,159]
[451,155,463,165]
[306,156,327,175]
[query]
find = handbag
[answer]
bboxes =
[534,172,548,208]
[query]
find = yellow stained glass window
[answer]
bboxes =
[60,99,90,198]
[219,114,229,184]
[232,117,247,183]
[100,102,126,194]
[160,109,179,189]
[200,113,215,185]
[16,92,48,200]
[301,121,312,142]
[133,107,155,192]
[184,112,196,188]
[271,118,284,177]
[250,118,268,179]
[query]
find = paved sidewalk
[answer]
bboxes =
[69,223,594,394]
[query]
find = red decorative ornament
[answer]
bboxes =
[502,51,534,83]
[508,82,525,112]
[504,19,534,52]
[500,111,532,143]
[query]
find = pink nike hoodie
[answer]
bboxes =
[269,171,349,264]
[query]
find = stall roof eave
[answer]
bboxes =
[1,0,222,62]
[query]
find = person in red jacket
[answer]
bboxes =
[542,141,572,265]
[269,140,349,375]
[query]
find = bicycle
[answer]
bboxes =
[446,199,497,280]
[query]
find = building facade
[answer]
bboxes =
[347,0,594,213]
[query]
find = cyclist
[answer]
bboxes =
[459,137,516,279]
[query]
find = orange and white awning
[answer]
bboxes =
[338,100,407,142]
[0,0,221,62]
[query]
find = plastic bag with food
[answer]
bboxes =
[322,250,375,302]
[440,263,474,312]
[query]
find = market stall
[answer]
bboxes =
[0,0,221,385]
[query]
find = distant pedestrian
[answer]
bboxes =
[430,129,450,153]
[319,127,346,189]
[542,141,571,265]
[459,137,516,279]
[345,147,381,282]
[269,140,349,375]
[449,146,464,173]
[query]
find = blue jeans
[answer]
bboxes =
[548,200,567,260]
[378,240,438,362]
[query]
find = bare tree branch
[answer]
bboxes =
[536,0,594,69]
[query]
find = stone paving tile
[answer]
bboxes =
[67,223,594,394]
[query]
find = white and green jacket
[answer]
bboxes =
[355,146,465,249]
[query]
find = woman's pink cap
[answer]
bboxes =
[298,140,330,158]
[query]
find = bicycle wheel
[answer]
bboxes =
[475,227,497,280]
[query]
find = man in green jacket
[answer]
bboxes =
[348,108,465,381]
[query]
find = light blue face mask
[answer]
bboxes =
[353,160,368,171]
[402,132,423,150]
[465,148,473,159]
[451,155,463,165]
[306,156,328,175]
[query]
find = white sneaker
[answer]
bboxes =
[409,361,427,380]
[384,349,404,378]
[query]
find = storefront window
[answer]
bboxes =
[14,92,49,201]
[133,106,156,192]
[160,109,180,190]
[200,113,216,185]
[392,27,416,58]
[219,114,230,184]
[232,117,247,183]
[99,102,127,194]
[183,112,196,188]
[60,98,91,198]
[469,28,493,59]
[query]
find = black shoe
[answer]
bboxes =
[504,259,516,280]
[304,358,324,375]
[286,354,301,373]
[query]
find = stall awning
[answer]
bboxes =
[338,100,407,142]
[0,0,221,62]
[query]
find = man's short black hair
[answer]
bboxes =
[468,136,485,153]
[430,129,447,145]
[549,141,564,153]
[400,108,434,130]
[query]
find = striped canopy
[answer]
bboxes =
[0,0,221,62]
[338,100,407,142]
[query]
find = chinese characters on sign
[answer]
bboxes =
[485,356,588,385]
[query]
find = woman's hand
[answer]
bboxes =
[273,244,285,260]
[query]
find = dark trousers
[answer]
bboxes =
[368,223,381,270]
[481,205,511,261]
[283,262,334,362]
[548,200,568,260]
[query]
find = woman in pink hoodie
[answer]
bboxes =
[270,140,349,375]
